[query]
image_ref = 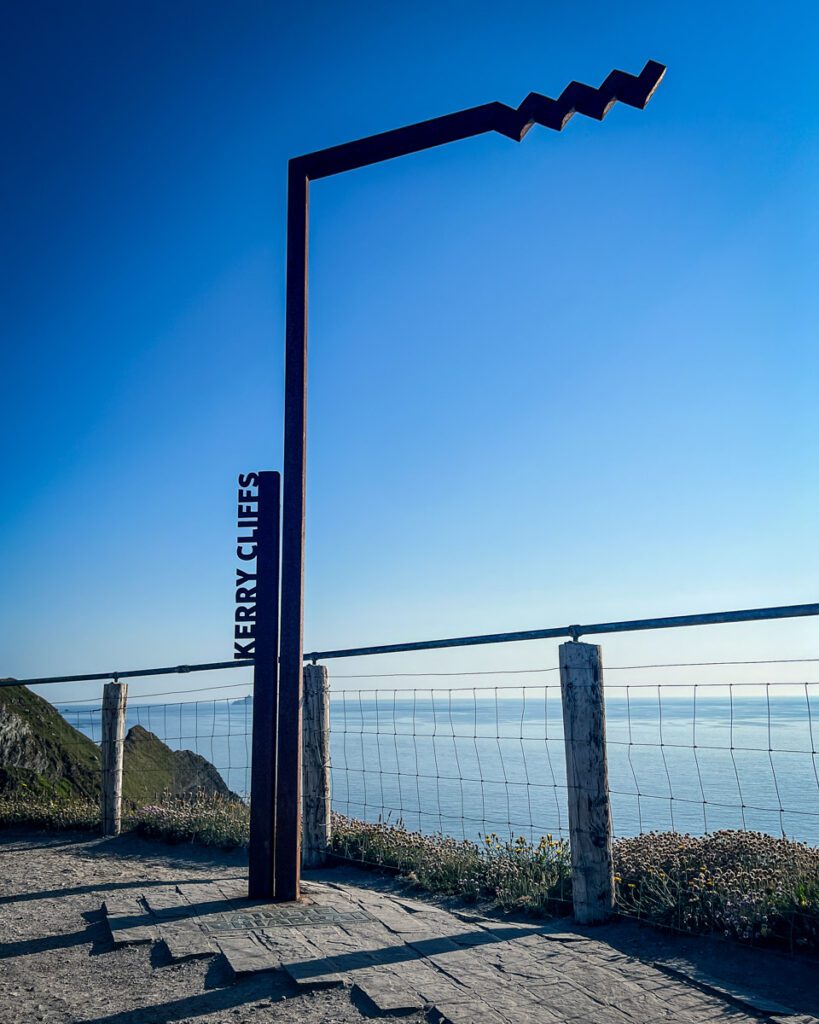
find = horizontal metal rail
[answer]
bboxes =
[1,660,253,687]
[3,601,818,687]
[304,602,819,661]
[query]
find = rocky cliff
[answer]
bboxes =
[122,725,235,803]
[0,685,100,799]
[0,685,237,804]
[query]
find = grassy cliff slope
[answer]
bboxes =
[0,685,236,805]
[0,685,100,799]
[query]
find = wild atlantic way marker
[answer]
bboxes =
[234,472,262,659]
[234,471,282,898]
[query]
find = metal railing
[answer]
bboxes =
[5,600,819,687]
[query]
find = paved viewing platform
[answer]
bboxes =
[105,864,815,1024]
[2,833,817,1024]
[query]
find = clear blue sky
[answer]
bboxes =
[2,1,818,702]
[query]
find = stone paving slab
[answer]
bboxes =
[102,893,159,945]
[176,879,240,907]
[349,966,426,1014]
[143,887,192,919]
[204,905,374,933]
[654,959,799,1016]
[383,955,465,1006]
[105,912,158,946]
[158,920,215,960]
[216,932,282,975]
[99,875,787,1024]
[432,998,513,1024]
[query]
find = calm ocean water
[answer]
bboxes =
[62,690,819,846]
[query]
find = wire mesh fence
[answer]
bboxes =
[58,693,254,807]
[329,678,819,847]
[22,660,819,850]
[330,684,567,843]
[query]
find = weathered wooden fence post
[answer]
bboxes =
[302,663,331,867]
[559,641,614,923]
[101,679,128,837]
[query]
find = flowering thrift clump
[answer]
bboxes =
[331,817,819,951]
[133,791,250,848]
[330,814,571,912]
[613,830,819,950]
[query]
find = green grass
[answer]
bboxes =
[0,789,250,850]
[0,686,101,800]
[120,725,235,805]
[0,685,237,806]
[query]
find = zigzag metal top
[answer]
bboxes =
[294,60,666,181]
[503,59,666,139]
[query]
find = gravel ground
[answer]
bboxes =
[1,830,817,1024]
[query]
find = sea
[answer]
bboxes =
[60,688,819,846]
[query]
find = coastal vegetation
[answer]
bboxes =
[331,816,819,952]
[0,684,243,843]
[0,789,248,847]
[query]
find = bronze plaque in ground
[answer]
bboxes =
[204,905,373,933]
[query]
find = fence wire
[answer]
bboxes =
[329,679,819,847]
[60,696,253,805]
[44,671,819,848]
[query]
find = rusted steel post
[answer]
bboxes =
[248,470,281,899]
[276,164,309,901]
[277,61,664,904]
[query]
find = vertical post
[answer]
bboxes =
[302,663,331,867]
[277,161,310,900]
[101,680,127,837]
[559,641,614,924]
[248,470,281,899]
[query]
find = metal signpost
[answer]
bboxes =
[232,471,282,899]
[274,60,667,901]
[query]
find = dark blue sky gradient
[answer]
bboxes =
[3,2,818,699]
